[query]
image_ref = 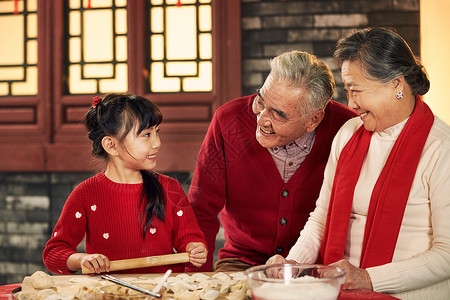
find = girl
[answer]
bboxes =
[43,94,207,274]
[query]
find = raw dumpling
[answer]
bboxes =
[45,294,75,300]
[199,289,220,300]
[227,289,246,300]
[191,273,210,282]
[229,272,247,281]
[37,288,57,300]
[15,291,37,300]
[176,290,200,300]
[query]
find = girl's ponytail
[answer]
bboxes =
[139,170,166,239]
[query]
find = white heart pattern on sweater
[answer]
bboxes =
[75,212,81,218]
[177,210,183,216]
[103,233,109,239]
[91,205,97,211]
[150,228,156,234]
[54,232,57,237]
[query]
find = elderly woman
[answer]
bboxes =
[266,27,450,299]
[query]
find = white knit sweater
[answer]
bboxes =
[287,116,450,299]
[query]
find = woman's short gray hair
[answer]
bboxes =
[270,50,335,117]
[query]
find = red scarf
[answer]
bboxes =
[319,96,434,268]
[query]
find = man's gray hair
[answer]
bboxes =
[270,50,335,117]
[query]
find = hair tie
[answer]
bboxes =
[92,96,102,108]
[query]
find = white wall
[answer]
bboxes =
[420,0,450,125]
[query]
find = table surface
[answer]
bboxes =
[0,276,400,300]
[0,283,20,299]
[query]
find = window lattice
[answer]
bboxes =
[149,0,212,93]
[66,0,128,95]
[0,0,38,96]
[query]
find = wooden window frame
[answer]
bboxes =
[0,0,241,172]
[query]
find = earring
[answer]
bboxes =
[396,91,403,99]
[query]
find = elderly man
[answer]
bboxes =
[187,51,356,272]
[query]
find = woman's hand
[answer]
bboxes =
[265,255,299,278]
[67,253,110,274]
[329,259,372,290]
[186,242,208,267]
[265,254,298,266]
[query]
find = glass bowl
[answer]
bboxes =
[246,264,346,300]
[99,283,166,300]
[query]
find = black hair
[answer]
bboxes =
[334,27,430,95]
[84,93,166,239]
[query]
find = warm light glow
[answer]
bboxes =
[69,37,82,62]
[167,62,198,76]
[151,7,164,33]
[12,67,38,95]
[0,83,7,95]
[166,6,197,60]
[0,67,23,81]
[69,11,81,35]
[0,1,24,13]
[99,64,128,93]
[28,0,38,11]
[199,33,212,59]
[151,35,164,60]
[27,14,38,37]
[151,62,181,92]
[68,1,128,94]
[0,16,24,65]
[199,5,211,31]
[84,64,114,78]
[84,10,114,62]
[183,62,212,91]
[149,1,213,92]
[69,65,97,94]
[115,9,127,34]
[27,40,38,64]
[0,4,37,96]
[421,0,450,125]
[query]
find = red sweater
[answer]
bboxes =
[43,172,205,274]
[187,95,356,271]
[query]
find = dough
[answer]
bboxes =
[37,288,56,300]
[44,294,75,300]
[15,291,37,300]
[176,290,200,300]
[30,271,55,289]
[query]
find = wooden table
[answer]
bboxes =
[1,273,400,299]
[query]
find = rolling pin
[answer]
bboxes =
[81,252,190,274]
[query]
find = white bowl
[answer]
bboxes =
[246,264,346,300]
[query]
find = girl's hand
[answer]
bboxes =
[329,259,373,290]
[186,242,207,267]
[67,253,111,274]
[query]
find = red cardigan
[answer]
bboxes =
[43,172,205,274]
[188,95,356,271]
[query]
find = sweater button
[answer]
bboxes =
[282,190,289,197]
[280,218,287,226]
[276,247,283,254]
